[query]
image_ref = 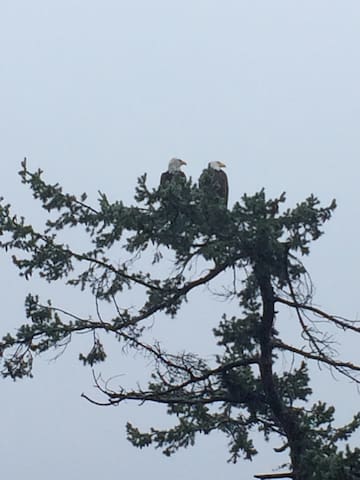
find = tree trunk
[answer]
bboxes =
[257,269,306,480]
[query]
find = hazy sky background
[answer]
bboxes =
[1,1,360,479]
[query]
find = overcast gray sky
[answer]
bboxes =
[1,1,360,479]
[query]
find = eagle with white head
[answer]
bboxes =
[160,158,187,187]
[199,161,228,207]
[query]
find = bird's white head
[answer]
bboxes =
[168,157,187,172]
[209,161,226,171]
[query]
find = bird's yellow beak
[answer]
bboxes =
[219,162,226,168]
[180,160,187,165]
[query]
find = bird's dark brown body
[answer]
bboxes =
[160,170,186,187]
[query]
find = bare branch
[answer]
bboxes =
[84,356,259,406]
[275,296,360,334]
[254,473,294,479]
[273,339,360,381]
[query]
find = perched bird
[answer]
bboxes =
[199,161,228,206]
[160,158,187,187]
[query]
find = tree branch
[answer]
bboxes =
[254,473,294,479]
[83,356,259,406]
[273,339,360,380]
[275,296,360,334]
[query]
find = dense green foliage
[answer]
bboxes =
[0,160,359,479]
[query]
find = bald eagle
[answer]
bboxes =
[160,158,187,187]
[199,161,228,206]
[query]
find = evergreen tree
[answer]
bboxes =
[0,159,359,479]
